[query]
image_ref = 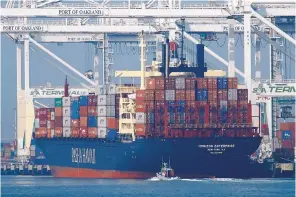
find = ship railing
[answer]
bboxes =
[254,79,296,84]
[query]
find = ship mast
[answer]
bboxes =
[64,76,69,97]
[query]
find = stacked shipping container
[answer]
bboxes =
[135,76,254,139]
[1,143,16,160]
[34,85,119,140]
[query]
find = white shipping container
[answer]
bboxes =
[30,145,36,151]
[108,84,116,94]
[98,128,107,138]
[47,121,51,129]
[34,119,40,129]
[98,85,107,94]
[51,129,55,138]
[28,165,33,171]
[228,89,237,101]
[97,95,107,106]
[97,117,107,128]
[97,106,107,117]
[165,90,175,101]
[30,150,35,157]
[63,117,71,127]
[50,112,55,120]
[62,107,71,117]
[136,113,146,123]
[63,127,72,137]
[107,106,116,117]
[175,77,185,89]
[62,97,71,107]
[106,95,116,106]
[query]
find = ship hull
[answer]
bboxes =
[36,137,263,179]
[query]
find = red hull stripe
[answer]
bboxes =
[50,166,154,179]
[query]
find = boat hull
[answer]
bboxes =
[36,137,263,179]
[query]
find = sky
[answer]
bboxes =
[0,1,295,142]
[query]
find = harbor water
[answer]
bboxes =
[1,176,295,197]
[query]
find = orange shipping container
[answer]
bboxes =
[80,106,88,117]
[136,100,146,113]
[55,127,62,137]
[88,106,98,116]
[135,124,146,136]
[176,90,186,100]
[72,128,80,138]
[47,129,51,138]
[146,78,156,90]
[107,118,118,129]
[55,107,62,117]
[155,77,165,90]
[88,127,98,138]
[228,77,238,89]
[136,90,145,101]
[80,117,88,127]
[72,119,80,128]
[80,127,88,138]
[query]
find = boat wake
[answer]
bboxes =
[147,177,180,181]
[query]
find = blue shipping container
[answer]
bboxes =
[80,96,88,106]
[202,90,208,101]
[177,101,186,106]
[217,78,223,89]
[148,113,154,123]
[223,78,228,89]
[107,129,118,140]
[196,90,202,101]
[282,130,292,139]
[87,116,98,127]
[71,100,80,119]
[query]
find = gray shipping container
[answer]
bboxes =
[175,77,185,89]
[98,85,107,95]
[98,128,107,138]
[62,97,71,107]
[107,106,116,117]
[97,95,107,106]
[63,127,72,137]
[228,89,237,100]
[34,119,40,129]
[62,117,71,127]
[50,112,55,120]
[107,84,116,94]
[97,106,107,117]
[106,95,116,106]
[165,90,175,101]
[62,107,71,117]
[97,117,107,128]
[51,129,55,138]
[136,112,146,124]
[47,121,51,129]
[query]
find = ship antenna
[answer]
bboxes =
[64,76,69,97]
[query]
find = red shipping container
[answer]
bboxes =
[169,42,177,51]
[37,128,47,138]
[165,78,176,89]
[55,127,62,137]
[280,122,295,131]
[50,121,55,128]
[88,95,98,106]
[72,119,80,128]
[145,90,155,100]
[185,78,196,90]
[208,78,217,89]
[107,118,118,129]
[196,101,207,106]
[135,124,146,136]
[146,101,155,112]
[202,78,208,89]
[88,106,98,116]
[155,77,165,90]
[136,90,145,101]
[39,119,47,127]
[47,129,51,138]
[196,78,203,89]
[72,128,80,138]
[146,78,156,90]
[39,108,48,118]
[35,109,40,119]
[80,106,88,117]
[176,90,186,100]
[208,90,217,101]
[155,90,165,100]
[229,100,237,106]
[228,77,238,89]
[54,116,62,127]
[88,127,98,138]
[185,90,195,100]
[55,107,62,117]
[80,127,88,138]
[80,117,88,127]
[282,139,294,149]
[136,100,146,113]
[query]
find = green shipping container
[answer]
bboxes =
[55,98,62,107]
